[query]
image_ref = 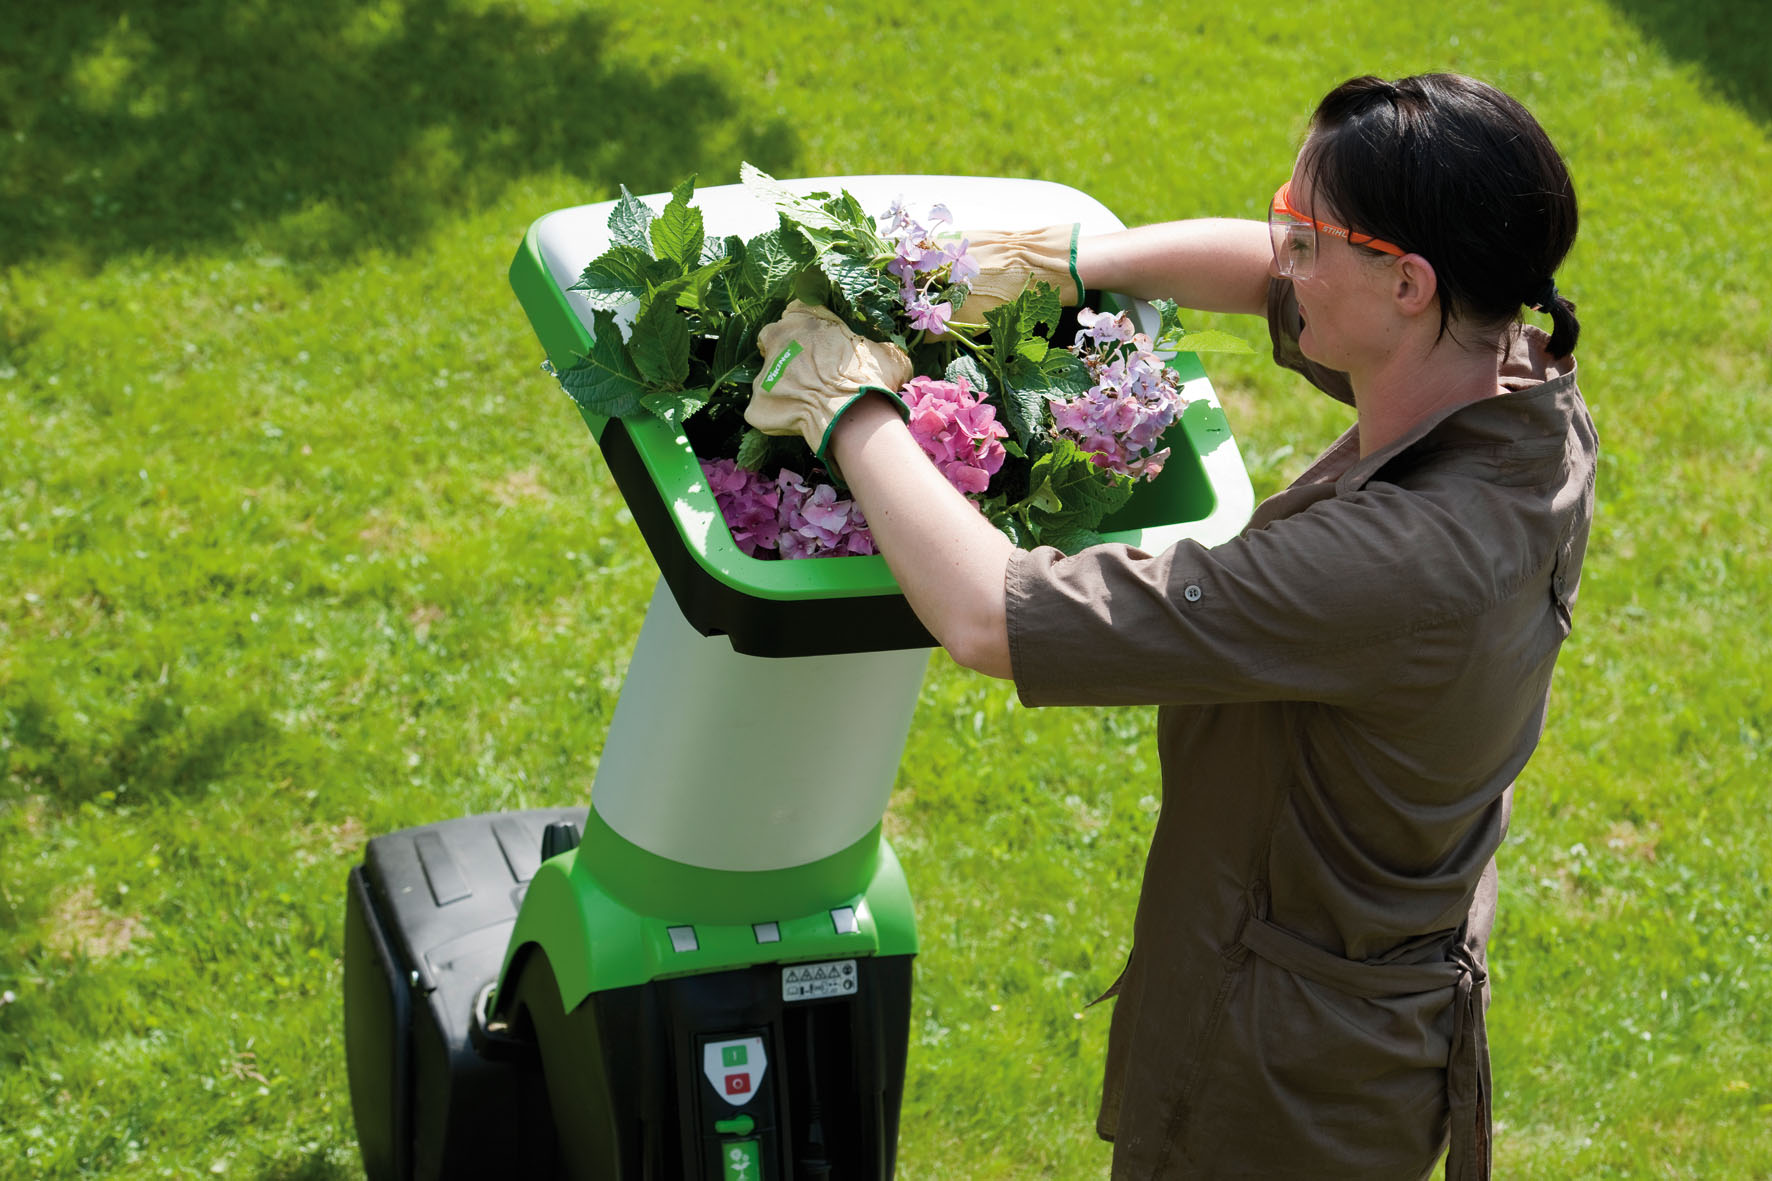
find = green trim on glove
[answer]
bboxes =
[1066,223,1084,304]
[814,385,911,468]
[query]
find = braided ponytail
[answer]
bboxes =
[1528,279,1580,358]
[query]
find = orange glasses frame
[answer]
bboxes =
[1270,182,1406,260]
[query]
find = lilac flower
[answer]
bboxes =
[877,197,982,333]
[907,295,954,336]
[1051,308,1197,481]
[943,239,980,286]
[1075,307,1136,347]
[913,243,952,274]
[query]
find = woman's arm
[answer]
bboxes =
[826,396,1015,679]
[1077,218,1273,316]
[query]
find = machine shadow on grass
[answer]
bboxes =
[1,0,799,272]
[1605,0,1772,125]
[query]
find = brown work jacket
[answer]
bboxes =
[1005,281,1597,1179]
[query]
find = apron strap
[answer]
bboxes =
[1238,912,1492,1180]
[1444,942,1492,1181]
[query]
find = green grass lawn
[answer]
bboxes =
[3,0,1769,1176]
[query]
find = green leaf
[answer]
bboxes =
[710,313,755,384]
[735,428,806,472]
[705,236,747,310]
[640,386,709,431]
[1149,297,1254,354]
[1164,328,1256,355]
[983,281,1064,382]
[984,300,1028,363]
[567,244,652,311]
[671,259,732,314]
[608,186,656,254]
[740,162,843,230]
[823,253,897,337]
[556,310,648,418]
[945,353,992,395]
[701,233,733,264]
[1039,349,1094,397]
[1015,437,1135,545]
[819,189,875,232]
[1035,523,1110,554]
[735,428,772,470]
[742,227,812,304]
[1023,476,1064,514]
[822,253,888,306]
[792,268,830,307]
[650,175,704,268]
[629,295,691,388]
[996,364,1050,450]
[1151,297,1187,342]
[1021,282,1063,336]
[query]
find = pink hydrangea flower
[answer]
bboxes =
[901,374,1007,497]
[701,459,875,559]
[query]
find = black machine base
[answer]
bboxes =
[344,808,915,1181]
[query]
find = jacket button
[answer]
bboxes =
[1183,584,1202,602]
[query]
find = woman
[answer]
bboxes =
[747,73,1594,1179]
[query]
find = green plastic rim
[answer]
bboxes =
[496,823,920,1007]
[582,807,885,924]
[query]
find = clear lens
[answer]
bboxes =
[1268,216,1317,279]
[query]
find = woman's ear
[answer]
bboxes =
[1391,253,1438,316]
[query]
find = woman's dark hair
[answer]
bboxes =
[1302,73,1581,357]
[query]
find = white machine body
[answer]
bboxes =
[591,582,929,872]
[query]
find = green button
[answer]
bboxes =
[713,1114,755,1136]
[720,1138,761,1180]
[721,1044,748,1067]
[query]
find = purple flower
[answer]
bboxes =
[1053,309,1196,481]
[1075,307,1136,347]
[701,460,876,559]
[943,239,980,287]
[907,295,954,335]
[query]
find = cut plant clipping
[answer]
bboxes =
[551,166,1252,559]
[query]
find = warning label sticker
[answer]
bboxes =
[781,959,858,1002]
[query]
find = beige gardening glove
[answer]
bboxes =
[949,224,1083,322]
[747,301,913,459]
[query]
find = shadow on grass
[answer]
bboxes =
[1605,0,1772,125]
[3,672,278,809]
[0,0,799,271]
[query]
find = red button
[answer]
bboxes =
[725,1074,751,1095]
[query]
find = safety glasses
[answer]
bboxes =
[1268,182,1405,279]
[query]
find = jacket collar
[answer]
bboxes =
[1336,327,1580,494]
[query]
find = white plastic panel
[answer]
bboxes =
[592,581,929,872]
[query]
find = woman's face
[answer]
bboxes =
[1272,155,1401,371]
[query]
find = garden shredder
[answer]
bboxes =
[340,175,1255,1179]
